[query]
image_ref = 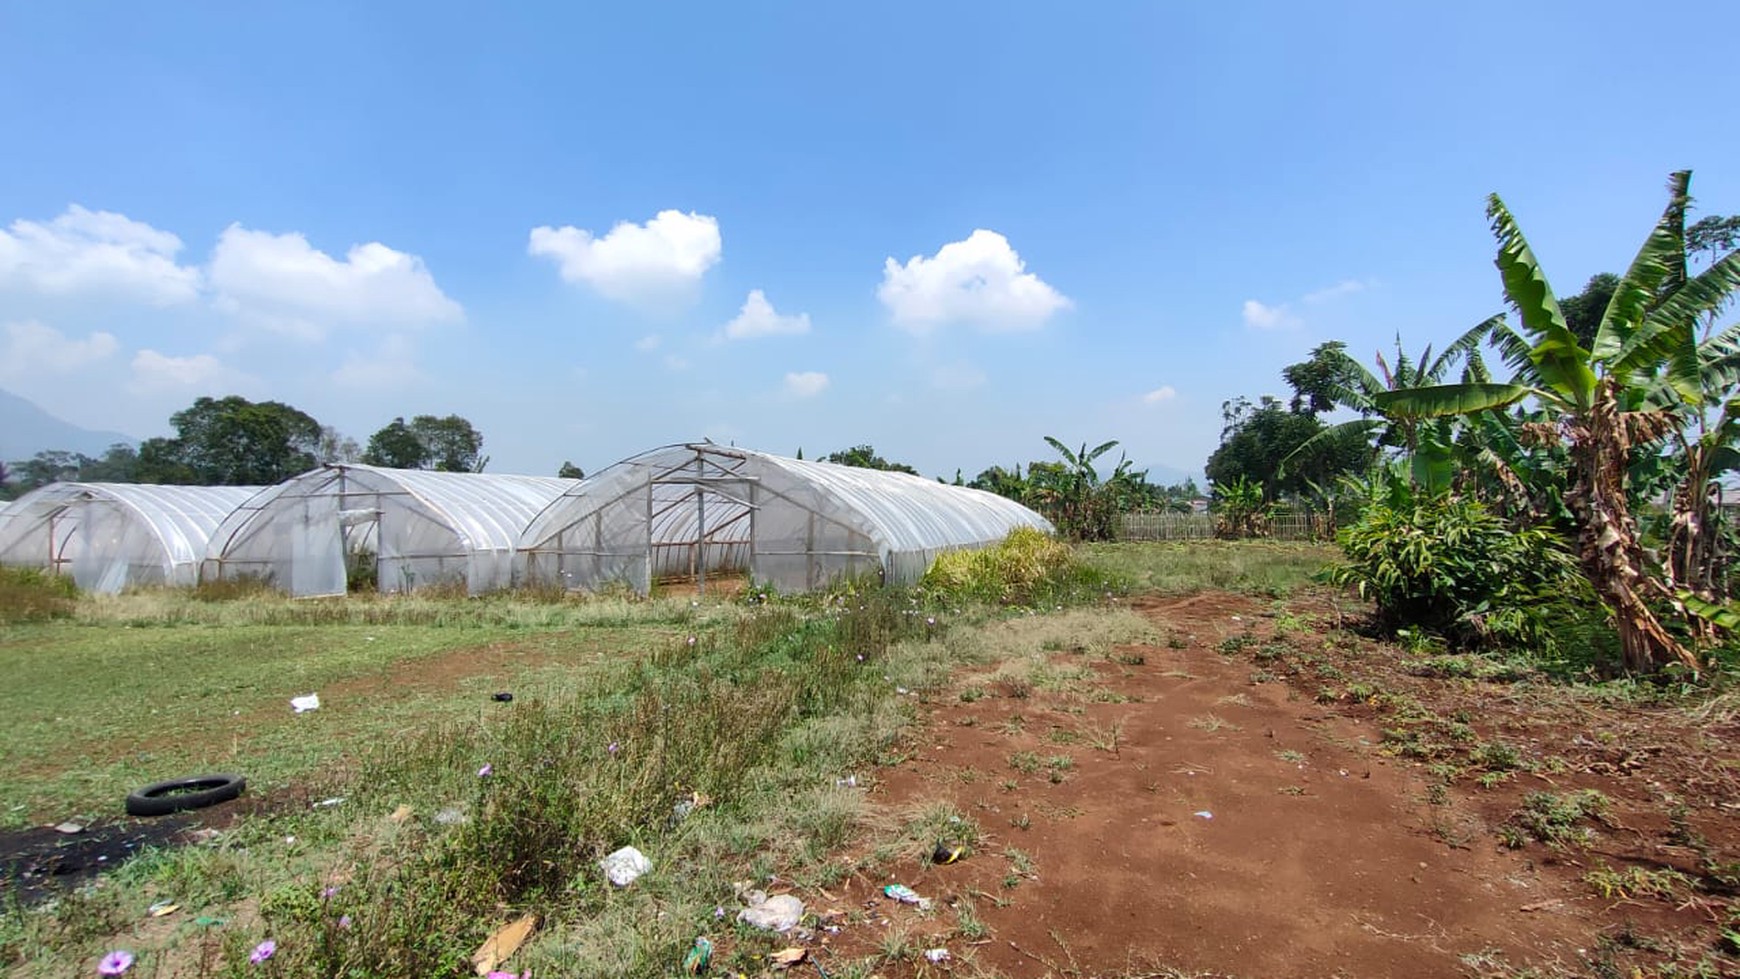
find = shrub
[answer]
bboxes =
[921,527,1107,605]
[1323,496,1585,651]
[0,566,77,624]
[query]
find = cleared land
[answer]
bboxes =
[2,544,1736,978]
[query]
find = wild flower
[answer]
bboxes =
[478,763,493,778]
[249,940,276,964]
[607,741,619,755]
[98,951,134,976]
[337,915,352,930]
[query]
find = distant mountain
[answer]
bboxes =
[0,388,136,463]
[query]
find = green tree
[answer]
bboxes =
[362,418,424,469]
[822,445,919,475]
[362,415,486,472]
[149,396,323,485]
[317,426,361,465]
[9,450,92,491]
[1205,396,1368,500]
[1558,273,1620,349]
[557,461,585,479]
[1027,437,1129,540]
[1377,172,1740,671]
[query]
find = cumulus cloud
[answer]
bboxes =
[0,321,120,378]
[783,371,829,398]
[1242,299,1302,331]
[208,225,463,338]
[528,210,721,307]
[128,349,252,393]
[878,229,1069,333]
[723,289,810,340]
[0,205,202,305]
[1142,385,1177,404]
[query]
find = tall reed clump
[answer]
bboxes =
[0,567,77,624]
[921,526,1115,606]
[247,591,931,978]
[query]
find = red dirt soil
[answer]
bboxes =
[791,591,1739,978]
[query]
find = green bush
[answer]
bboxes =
[0,567,77,624]
[1323,496,1585,651]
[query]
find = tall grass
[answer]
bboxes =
[0,567,77,624]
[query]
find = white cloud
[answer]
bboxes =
[879,230,1069,333]
[783,371,830,398]
[1242,299,1302,331]
[0,205,201,305]
[128,349,252,393]
[208,225,462,338]
[724,289,811,340]
[1141,385,1178,404]
[930,361,988,392]
[1303,279,1369,304]
[663,354,692,372]
[528,210,721,307]
[634,334,662,352]
[0,321,120,378]
[331,334,424,390]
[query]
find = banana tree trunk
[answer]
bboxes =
[1566,383,1699,672]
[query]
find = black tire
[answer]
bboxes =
[125,774,246,817]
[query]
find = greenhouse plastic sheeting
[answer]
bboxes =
[0,482,261,593]
[518,442,1053,594]
[202,465,578,597]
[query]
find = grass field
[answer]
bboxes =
[0,541,1340,977]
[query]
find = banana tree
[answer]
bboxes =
[1030,437,1123,540]
[1280,324,1501,495]
[1376,172,1740,672]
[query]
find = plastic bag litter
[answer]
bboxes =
[738,893,805,932]
[599,846,652,887]
[883,883,932,910]
[290,693,320,713]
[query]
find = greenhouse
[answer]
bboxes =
[0,482,261,593]
[517,442,1053,594]
[201,465,578,597]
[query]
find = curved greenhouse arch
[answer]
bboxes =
[0,482,260,593]
[202,465,577,596]
[517,442,1052,594]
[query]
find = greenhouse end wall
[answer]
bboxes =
[517,443,1053,594]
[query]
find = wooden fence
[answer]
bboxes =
[1117,511,1335,542]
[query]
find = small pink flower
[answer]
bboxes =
[249,940,276,964]
[98,951,135,976]
[337,915,352,930]
[320,886,339,900]
[477,763,493,778]
[606,741,619,755]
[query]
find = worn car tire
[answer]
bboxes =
[125,774,246,817]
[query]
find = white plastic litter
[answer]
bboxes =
[599,846,653,887]
[291,693,320,713]
[738,893,805,932]
[1193,810,1213,820]
[924,949,951,963]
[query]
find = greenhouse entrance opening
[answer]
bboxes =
[517,442,1054,595]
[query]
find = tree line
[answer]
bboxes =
[1,397,488,497]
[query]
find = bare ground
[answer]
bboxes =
[780,590,1740,978]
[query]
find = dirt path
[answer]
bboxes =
[803,591,1736,977]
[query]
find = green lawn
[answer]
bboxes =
[0,592,703,827]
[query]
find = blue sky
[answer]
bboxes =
[2,2,1736,482]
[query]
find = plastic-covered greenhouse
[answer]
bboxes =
[0,482,261,593]
[517,442,1053,594]
[202,465,577,597]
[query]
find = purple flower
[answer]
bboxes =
[713,905,726,919]
[249,940,276,964]
[336,915,352,930]
[686,635,697,646]
[926,616,936,626]
[486,972,522,979]
[607,741,619,755]
[477,763,493,778]
[98,951,135,976]
[320,886,339,900]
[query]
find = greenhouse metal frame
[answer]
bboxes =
[202,465,577,597]
[517,442,1053,594]
[0,482,261,593]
